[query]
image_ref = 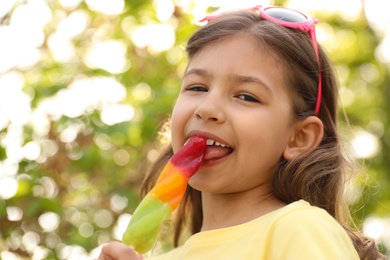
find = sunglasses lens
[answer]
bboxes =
[264,8,307,23]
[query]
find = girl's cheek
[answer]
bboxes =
[170,107,185,152]
[171,97,197,151]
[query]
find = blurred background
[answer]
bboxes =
[0,0,389,259]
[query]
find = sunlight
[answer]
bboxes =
[155,0,175,22]
[58,244,89,260]
[79,223,94,238]
[375,36,390,64]
[363,0,390,36]
[58,11,89,38]
[290,0,390,64]
[363,216,385,240]
[288,0,362,20]
[94,209,114,228]
[32,246,49,260]
[21,231,40,252]
[0,177,18,200]
[22,141,41,161]
[47,33,75,62]
[94,134,112,150]
[7,206,23,221]
[45,77,127,119]
[0,161,18,177]
[0,0,51,72]
[0,0,16,19]
[38,212,60,232]
[10,0,52,28]
[189,0,271,24]
[59,123,82,143]
[359,63,380,83]
[58,0,82,9]
[110,194,128,213]
[193,0,264,9]
[100,104,135,126]
[131,24,176,53]
[364,0,390,63]
[40,176,59,198]
[113,148,130,166]
[48,10,89,62]
[113,213,131,240]
[339,87,355,107]
[85,0,124,15]
[0,251,18,260]
[84,40,129,74]
[351,129,380,159]
[0,71,30,128]
[132,82,153,102]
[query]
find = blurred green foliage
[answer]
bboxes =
[0,0,389,259]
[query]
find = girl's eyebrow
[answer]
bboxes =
[184,68,273,95]
[230,74,273,95]
[184,68,212,79]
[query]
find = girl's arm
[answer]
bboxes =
[98,241,143,260]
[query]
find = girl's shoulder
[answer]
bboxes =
[272,199,332,219]
[268,200,347,239]
[264,199,360,259]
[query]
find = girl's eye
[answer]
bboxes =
[236,93,260,103]
[187,85,208,92]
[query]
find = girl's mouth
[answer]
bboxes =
[204,139,233,161]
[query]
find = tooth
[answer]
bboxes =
[220,143,226,147]
[206,139,214,146]
[215,141,221,146]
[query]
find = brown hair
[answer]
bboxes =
[141,9,384,259]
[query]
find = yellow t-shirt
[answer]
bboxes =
[146,200,359,259]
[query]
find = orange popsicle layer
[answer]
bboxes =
[122,136,207,253]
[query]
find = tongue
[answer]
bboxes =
[204,146,232,160]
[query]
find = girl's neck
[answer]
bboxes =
[200,190,285,231]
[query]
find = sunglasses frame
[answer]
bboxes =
[201,5,322,116]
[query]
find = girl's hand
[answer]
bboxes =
[98,241,143,260]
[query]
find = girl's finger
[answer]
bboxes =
[98,241,142,260]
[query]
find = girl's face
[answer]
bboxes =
[171,34,297,194]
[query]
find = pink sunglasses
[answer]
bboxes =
[200,5,322,116]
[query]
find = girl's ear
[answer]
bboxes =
[283,116,324,160]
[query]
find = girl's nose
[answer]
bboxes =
[194,95,226,123]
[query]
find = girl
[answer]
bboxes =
[98,5,384,260]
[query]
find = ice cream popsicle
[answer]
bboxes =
[122,136,207,253]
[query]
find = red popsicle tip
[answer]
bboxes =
[170,136,207,178]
